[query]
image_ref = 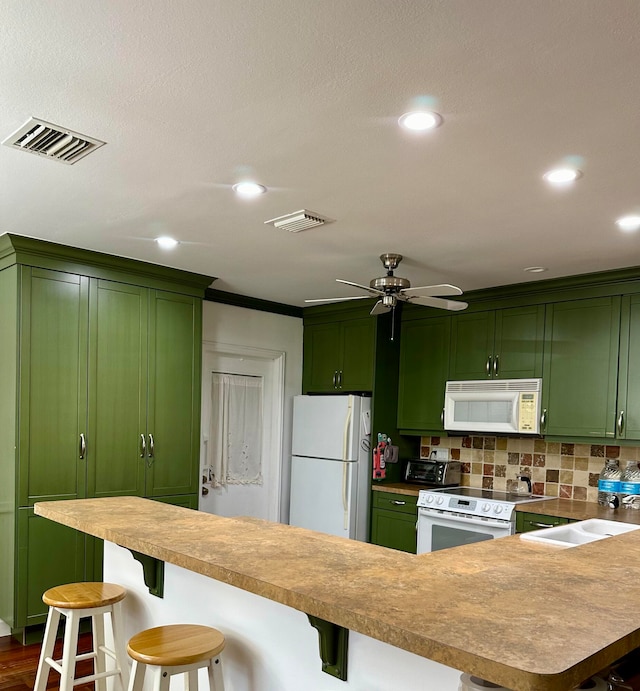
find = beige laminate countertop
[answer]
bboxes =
[372,482,640,524]
[35,496,640,691]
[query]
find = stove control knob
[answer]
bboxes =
[436,496,444,505]
[426,495,434,504]
[482,503,491,512]
[494,505,503,514]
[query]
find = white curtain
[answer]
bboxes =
[209,373,263,488]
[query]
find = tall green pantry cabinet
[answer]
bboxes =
[0,235,213,638]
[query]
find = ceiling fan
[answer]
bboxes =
[305,253,468,315]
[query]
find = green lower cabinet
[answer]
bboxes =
[152,494,199,509]
[17,509,90,627]
[516,512,570,533]
[370,491,417,553]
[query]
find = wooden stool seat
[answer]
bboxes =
[127,625,225,666]
[43,582,126,609]
[35,582,129,691]
[127,624,226,691]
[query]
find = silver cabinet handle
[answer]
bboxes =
[333,371,338,388]
[140,434,146,458]
[441,408,445,425]
[486,356,492,376]
[338,370,343,389]
[617,410,625,436]
[528,521,556,529]
[79,433,86,459]
[391,500,406,505]
[493,355,499,377]
[148,434,154,457]
[540,408,547,431]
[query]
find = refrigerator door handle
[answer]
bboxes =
[342,396,353,461]
[342,462,349,530]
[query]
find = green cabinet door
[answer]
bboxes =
[88,280,147,498]
[449,311,495,380]
[17,508,87,627]
[516,512,569,533]
[370,491,418,553]
[303,317,375,393]
[616,295,640,440]
[450,306,545,381]
[397,316,451,431]
[370,508,417,553]
[19,269,89,506]
[340,318,374,391]
[146,291,201,497]
[303,322,341,392]
[494,305,545,378]
[542,297,620,438]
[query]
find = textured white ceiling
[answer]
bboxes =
[2,1,639,306]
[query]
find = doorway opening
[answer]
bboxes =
[199,341,284,522]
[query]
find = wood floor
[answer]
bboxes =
[0,634,95,691]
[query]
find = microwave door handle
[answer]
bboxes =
[419,509,510,529]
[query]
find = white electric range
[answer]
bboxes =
[416,486,550,553]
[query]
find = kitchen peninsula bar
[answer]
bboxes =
[35,497,640,691]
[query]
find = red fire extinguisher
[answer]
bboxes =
[373,434,387,480]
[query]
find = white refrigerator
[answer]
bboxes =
[289,394,372,541]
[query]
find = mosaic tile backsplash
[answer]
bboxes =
[420,436,640,503]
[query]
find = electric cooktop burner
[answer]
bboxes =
[432,486,551,504]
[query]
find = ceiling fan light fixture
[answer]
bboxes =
[398,111,443,131]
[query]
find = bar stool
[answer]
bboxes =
[34,582,130,691]
[127,624,226,691]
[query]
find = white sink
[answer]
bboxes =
[520,518,640,548]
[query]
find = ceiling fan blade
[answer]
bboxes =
[407,296,469,311]
[336,279,384,296]
[304,295,372,304]
[370,299,391,316]
[402,283,463,297]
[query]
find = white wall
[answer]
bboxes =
[200,301,303,524]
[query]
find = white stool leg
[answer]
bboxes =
[110,601,130,691]
[93,612,107,691]
[185,669,198,691]
[207,655,225,691]
[34,606,61,691]
[59,609,80,691]
[127,660,146,691]
[149,665,170,691]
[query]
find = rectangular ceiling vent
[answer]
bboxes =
[264,209,333,233]
[2,117,106,164]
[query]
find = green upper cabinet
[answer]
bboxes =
[303,315,374,393]
[449,305,545,380]
[616,295,640,440]
[397,315,451,431]
[542,297,621,438]
[146,291,201,496]
[18,269,89,506]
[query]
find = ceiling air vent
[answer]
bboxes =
[2,117,105,164]
[264,210,333,233]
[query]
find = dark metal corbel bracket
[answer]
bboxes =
[307,614,349,681]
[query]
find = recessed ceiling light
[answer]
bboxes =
[543,168,582,185]
[616,215,640,233]
[524,266,548,274]
[232,182,267,197]
[398,111,443,131]
[155,236,179,250]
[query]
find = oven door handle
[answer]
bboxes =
[418,509,511,529]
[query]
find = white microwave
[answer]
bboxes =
[443,378,542,435]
